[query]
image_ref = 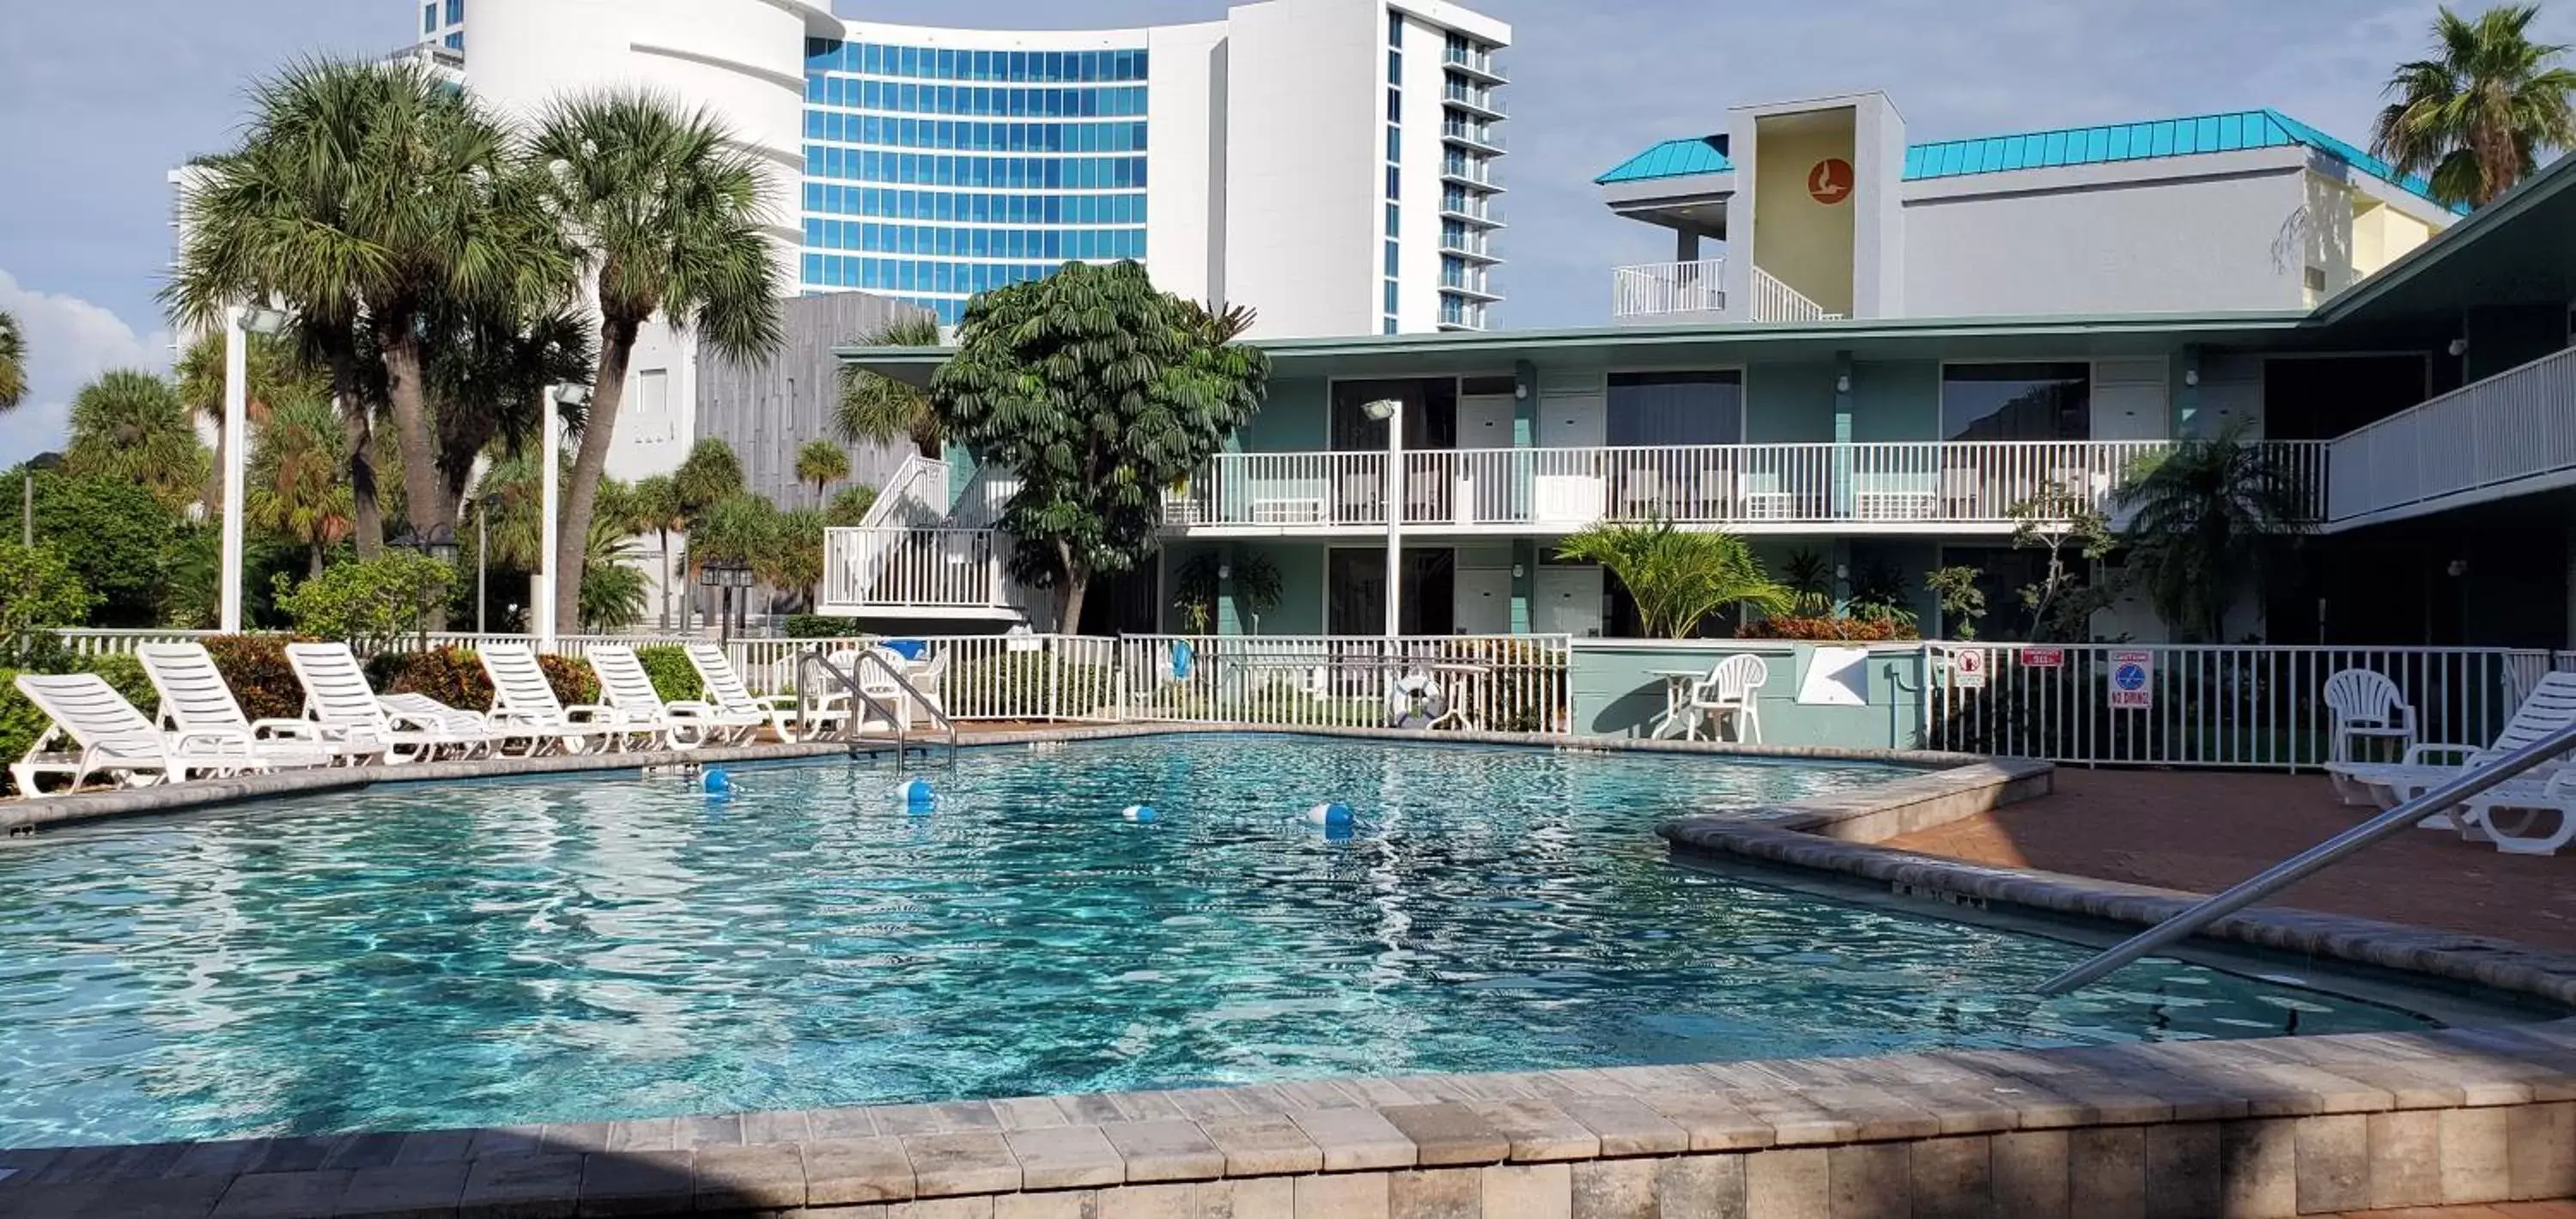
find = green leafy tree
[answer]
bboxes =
[64,370,209,512]
[6,469,189,627]
[932,262,1268,628]
[1924,565,1989,641]
[0,310,25,411]
[530,89,785,636]
[247,396,355,577]
[164,57,571,553]
[836,313,946,458]
[580,519,653,632]
[423,299,594,519]
[627,473,687,628]
[1173,548,1284,634]
[760,506,827,610]
[1556,521,1791,639]
[0,543,94,649]
[2112,421,2313,642]
[271,552,455,652]
[174,328,330,512]
[2372,3,2576,208]
[1780,549,1837,616]
[2008,487,2118,643]
[825,482,879,527]
[796,439,851,498]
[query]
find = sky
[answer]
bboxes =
[3,0,2570,466]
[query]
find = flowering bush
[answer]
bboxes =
[367,646,600,712]
[1739,614,1921,642]
[205,634,306,722]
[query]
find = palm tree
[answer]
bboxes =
[835,313,945,458]
[670,438,746,630]
[64,370,209,512]
[174,329,327,512]
[580,522,653,632]
[0,310,25,411]
[530,90,784,637]
[2112,421,2314,643]
[246,395,354,576]
[795,439,850,500]
[2372,4,2576,208]
[628,473,686,629]
[1555,521,1792,639]
[825,482,879,527]
[163,58,572,554]
[761,506,827,611]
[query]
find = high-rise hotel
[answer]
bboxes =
[422,0,1510,337]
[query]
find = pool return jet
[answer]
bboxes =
[2038,719,2576,996]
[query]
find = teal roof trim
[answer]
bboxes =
[1601,109,2463,213]
[1595,137,1732,185]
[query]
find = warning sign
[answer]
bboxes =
[2108,650,2154,710]
[2020,646,2065,669]
[1951,648,1988,690]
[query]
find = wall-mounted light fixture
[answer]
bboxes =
[1833,373,1851,394]
[2184,368,2200,388]
[2448,338,2470,358]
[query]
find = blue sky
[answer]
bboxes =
[1,0,2568,465]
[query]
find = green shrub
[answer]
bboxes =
[367,647,600,712]
[947,652,1119,719]
[539,655,600,707]
[635,646,703,703]
[204,634,305,722]
[272,553,454,652]
[0,652,166,796]
[784,614,848,639]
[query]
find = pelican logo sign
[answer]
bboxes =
[1807,158,1854,205]
[2109,650,2154,710]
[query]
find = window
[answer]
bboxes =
[447,0,463,22]
[1388,88,1402,123]
[1386,165,1402,198]
[1388,51,1403,86]
[634,368,673,442]
[1388,10,1404,46]
[423,3,438,33]
[1607,372,1742,446]
[1384,240,1400,276]
[1386,203,1400,234]
[1385,281,1401,313]
[1941,363,2091,441]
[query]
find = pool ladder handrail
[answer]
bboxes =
[793,647,958,771]
[2036,719,2576,996]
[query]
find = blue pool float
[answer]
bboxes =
[702,768,733,796]
[1305,802,1353,828]
[1122,804,1157,822]
[898,778,936,811]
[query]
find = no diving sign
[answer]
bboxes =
[1951,649,1988,690]
[2108,650,2154,710]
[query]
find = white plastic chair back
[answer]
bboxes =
[12,673,165,756]
[587,646,667,718]
[1700,653,1770,706]
[2322,669,2407,730]
[479,645,568,719]
[136,643,253,735]
[684,644,762,716]
[286,642,392,735]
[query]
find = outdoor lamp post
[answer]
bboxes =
[700,558,754,643]
[1361,398,1405,640]
[221,304,293,633]
[538,383,592,651]
[392,525,460,652]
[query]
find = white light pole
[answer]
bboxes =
[539,383,591,650]
[220,305,291,633]
[1362,398,1405,640]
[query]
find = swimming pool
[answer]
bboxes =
[0,734,2439,1146]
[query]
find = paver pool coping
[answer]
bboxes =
[10,729,2576,1215]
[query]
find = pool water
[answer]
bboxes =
[0,735,2433,1146]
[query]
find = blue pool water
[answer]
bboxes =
[0,735,2433,1147]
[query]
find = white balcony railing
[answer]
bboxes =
[1164,441,2329,531]
[822,526,1008,612]
[2328,345,2576,525]
[1749,266,1841,324]
[1613,258,1726,318]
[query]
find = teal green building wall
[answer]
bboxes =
[1743,361,1838,442]
[1849,361,1942,440]
[1568,642,1929,749]
[1239,378,1329,452]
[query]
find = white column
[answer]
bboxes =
[219,307,249,634]
[1383,411,1405,640]
[536,387,562,650]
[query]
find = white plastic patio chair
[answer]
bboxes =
[9,673,258,792]
[477,644,637,755]
[284,642,496,764]
[135,642,348,770]
[1685,654,1769,743]
[684,643,837,743]
[2327,671,2576,827]
[2322,668,2416,778]
[586,645,724,751]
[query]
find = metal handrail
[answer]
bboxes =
[851,646,960,768]
[795,647,957,770]
[2036,719,2576,995]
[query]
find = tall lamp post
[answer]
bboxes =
[220,304,293,633]
[700,558,753,643]
[1360,398,1405,640]
[538,383,591,652]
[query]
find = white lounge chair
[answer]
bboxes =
[1686,654,1769,743]
[9,673,258,792]
[2322,668,2417,784]
[135,642,348,770]
[2327,671,2576,826]
[2455,770,2576,855]
[476,644,636,755]
[284,642,497,764]
[379,693,541,756]
[684,643,838,743]
[586,645,730,750]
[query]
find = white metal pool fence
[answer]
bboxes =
[42,629,2571,769]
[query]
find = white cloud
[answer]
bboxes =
[0,269,171,467]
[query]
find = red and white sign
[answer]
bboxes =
[1807,158,1855,205]
[1951,648,1988,690]
[2108,650,2154,710]
[2020,646,2066,669]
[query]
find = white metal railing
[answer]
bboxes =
[822,527,1007,611]
[1166,440,2328,531]
[1440,228,1494,258]
[1442,83,1504,116]
[949,465,1020,531]
[1924,643,2553,770]
[1441,158,1498,188]
[1121,634,1571,734]
[1749,266,1841,324]
[1613,258,1726,318]
[1441,120,1504,150]
[1443,44,1504,80]
[2327,345,2576,525]
[1441,195,1503,225]
[861,454,952,530]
